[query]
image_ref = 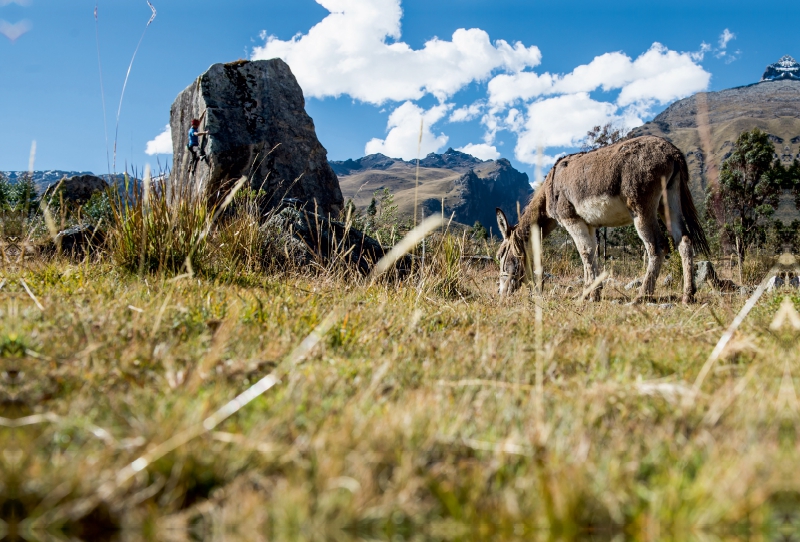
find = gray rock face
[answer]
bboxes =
[694,261,718,287]
[262,200,404,276]
[42,174,108,205]
[694,260,740,292]
[625,278,643,290]
[333,149,532,229]
[447,159,533,232]
[170,59,343,215]
[766,274,785,291]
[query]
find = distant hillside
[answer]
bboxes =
[332,148,532,231]
[1,171,131,196]
[629,55,800,220]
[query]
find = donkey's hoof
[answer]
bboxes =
[682,294,695,305]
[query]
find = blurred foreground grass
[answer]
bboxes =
[2,247,800,541]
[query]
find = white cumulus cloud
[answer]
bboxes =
[456,143,500,161]
[482,43,710,165]
[718,28,735,49]
[251,0,541,105]
[450,102,484,123]
[513,93,618,164]
[145,125,173,155]
[248,1,713,168]
[487,43,709,110]
[365,101,451,159]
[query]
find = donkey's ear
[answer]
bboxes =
[496,208,511,240]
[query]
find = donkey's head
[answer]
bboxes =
[496,208,526,297]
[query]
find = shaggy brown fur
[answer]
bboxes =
[496,136,709,303]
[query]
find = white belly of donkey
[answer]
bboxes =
[574,196,632,227]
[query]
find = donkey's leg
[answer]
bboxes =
[632,214,666,302]
[662,182,697,304]
[563,220,600,301]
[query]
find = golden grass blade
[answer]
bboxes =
[580,271,609,301]
[19,278,44,311]
[82,213,445,516]
[414,118,423,228]
[369,214,442,280]
[693,263,780,392]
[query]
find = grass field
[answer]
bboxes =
[3,222,799,541]
[1,176,798,541]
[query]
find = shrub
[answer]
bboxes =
[108,174,211,275]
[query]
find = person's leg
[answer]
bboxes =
[188,146,199,173]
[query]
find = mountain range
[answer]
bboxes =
[629,55,800,219]
[331,148,533,231]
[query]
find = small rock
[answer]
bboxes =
[625,278,643,290]
[694,261,717,287]
[261,200,398,276]
[662,273,673,286]
[53,224,105,258]
[740,286,752,296]
[766,275,784,291]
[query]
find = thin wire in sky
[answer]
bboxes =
[95,4,111,175]
[113,1,157,173]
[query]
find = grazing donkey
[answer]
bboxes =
[495,136,709,303]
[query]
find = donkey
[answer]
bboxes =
[495,136,709,304]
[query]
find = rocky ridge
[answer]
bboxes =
[332,148,532,231]
[629,59,800,219]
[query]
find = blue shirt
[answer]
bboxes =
[188,127,199,147]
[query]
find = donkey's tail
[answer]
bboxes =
[677,157,710,256]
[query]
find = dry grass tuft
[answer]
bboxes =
[1,181,797,540]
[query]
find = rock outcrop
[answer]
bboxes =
[42,174,108,205]
[333,148,532,230]
[262,199,405,276]
[170,59,343,215]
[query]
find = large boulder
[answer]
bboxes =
[42,174,108,205]
[170,59,343,215]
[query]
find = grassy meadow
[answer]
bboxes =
[1,180,799,541]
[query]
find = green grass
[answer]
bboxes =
[2,240,798,540]
[2,179,797,540]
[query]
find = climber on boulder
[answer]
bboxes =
[187,117,210,173]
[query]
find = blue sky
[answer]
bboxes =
[1,0,796,179]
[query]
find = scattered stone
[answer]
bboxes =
[694,260,740,292]
[261,200,403,275]
[646,302,675,309]
[42,174,108,206]
[694,261,717,287]
[171,59,343,215]
[766,274,785,291]
[662,273,674,286]
[716,278,739,292]
[625,278,643,290]
[50,224,105,258]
